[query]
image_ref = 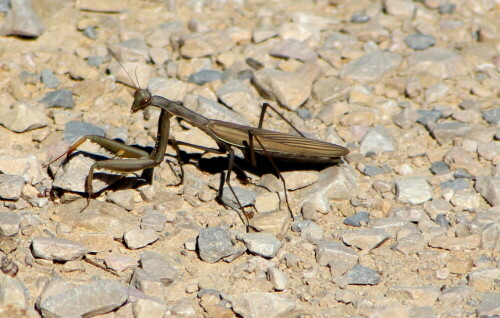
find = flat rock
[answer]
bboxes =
[184,94,248,125]
[345,264,381,285]
[140,252,179,286]
[0,212,21,237]
[475,176,500,206]
[428,234,481,251]
[55,200,139,239]
[252,68,312,111]
[467,268,499,292]
[239,232,282,258]
[341,51,402,82]
[39,280,128,317]
[132,298,167,318]
[249,210,291,239]
[269,39,317,62]
[0,0,44,37]
[31,236,87,261]
[0,102,48,132]
[407,48,468,79]
[386,286,441,306]
[40,89,75,108]
[124,229,159,249]
[0,174,25,200]
[315,240,358,266]
[232,292,297,318]
[220,186,257,210]
[181,30,233,58]
[0,275,29,310]
[104,253,138,272]
[197,227,234,263]
[359,126,396,155]
[341,229,389,252]
[0,154,45,184]
[395,177,433,204]
[216,79,260,117]
[58,232,114,253]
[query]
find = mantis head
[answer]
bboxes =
[131,89,152,113]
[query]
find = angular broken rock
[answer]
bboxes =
[31,236,87,261]
[39,280,128,317]
[232,292,297,318]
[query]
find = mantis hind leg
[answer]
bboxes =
[247,130,294,219]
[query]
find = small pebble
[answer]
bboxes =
[239,232,282,258]
[123,229,159,249]
[188,70,222,85]
[345,264,381,285]
[344,212,370,227]
[405,33,436,50]
[31,236,87,261]
[39,89,75,108]
[197,227,234,263]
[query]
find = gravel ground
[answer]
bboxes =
[0,0,499,317]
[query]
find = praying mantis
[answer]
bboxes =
[50,57,349,226]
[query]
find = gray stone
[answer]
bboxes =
[315,240,358,266]
[132,298,167,318]
[0,0,44,37]
[475,176,500,206]
[62,121,105,143]
[140,252,179,286]
[232,292,297,318]
[342,228,389,252]
[363,164,391,176]
[0,102,48,132]
[197,227,234,263]
[130,268,165,299]
[428,234,480,251]
[188,69,222,85]
[344,212,370,227]
[417,109,442,125]
[108,61,152,88]
[393,108,419,129]
[269,39,317,62]
[148,77,189,103]
[359,126,396,155]
[220,187,257,210]
[111,38,149,62]
[0,174,24,200]
[31,236,87,261]
[482,107,499,125]
[341,51,403,82]
[52,153,122,194]
[0,275,29,310]
[351,11,370,23]
[476,292,500,317]
[0,155,47,185]
[297,166,357,214]
[438,285,472,304]
[239,232,282,258]
[372,218,417,237]
[395,233,426,255]
[252,68,312,111]
[39,280,128,317]
[430,161,449,175]
[180,30,233,58]
[407,48,467,79]
[435,214,450,227]
[107,190,135,211]
[140,210,167,232]
[405,33,436,50]
[427,122,473,145]
[216,80,260,116]
[267,267,288,291]
[312,77,350,104]
[56,200,139,239]
[439,3,456,14]
[386,286,441,306]
[40,89,75,108]
[124,229,159,249]
[395,177,433,204]
[300,221,324,243]
[41,69,59,88]
[440,178,469,191]
[345,264,381,285]
[82,25,97,39]
[253,25,278,43]
[297,108,313,120]
[0,212,21,236]
[104,253,138,272]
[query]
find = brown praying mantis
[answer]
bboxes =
[49,58,349,226]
